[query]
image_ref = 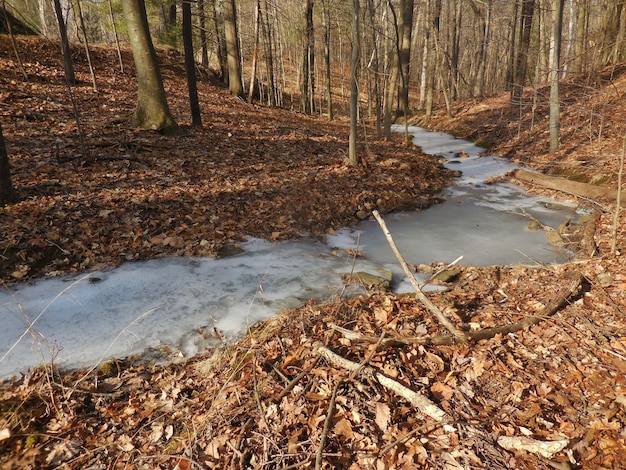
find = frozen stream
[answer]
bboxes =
[0,126,577,379]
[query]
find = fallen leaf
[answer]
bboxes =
[375,402,391,432]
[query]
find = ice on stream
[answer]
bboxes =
[0,126,577,379]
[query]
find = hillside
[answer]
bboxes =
[1,36,626,469]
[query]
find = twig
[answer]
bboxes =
[421,255,464,288]
[273,356,321,403]
[315,379,342,470]
[348,331,386,381]
[372,210,468,342]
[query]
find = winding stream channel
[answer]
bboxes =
[0,126,579,379]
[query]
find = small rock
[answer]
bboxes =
[546,230,565,247]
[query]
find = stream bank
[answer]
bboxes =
[0,126,581,379]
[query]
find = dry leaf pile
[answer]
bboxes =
[1,258,625,469]
[0,36,449,282]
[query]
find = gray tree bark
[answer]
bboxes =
[550,0,564,152]
[348,0,360,166]
[0,122,16,205]
[224,0,244,97]
[121,0,178,134]
[183,0,201,126]
[53,0,75,85]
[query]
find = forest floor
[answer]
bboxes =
[1,36,625,469]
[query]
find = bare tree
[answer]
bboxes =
[73,0,98,91]
[53,0,76,85]
[121,0,178,134]
[0,122,16,205]
[511,0,535,104]
[198,0,210,67]
[248,0,261,102]
[299,0,315,114]
[322,0,333,119]
[348,0,360,166]
[224,0,244,97]
[183,0,202,126]
[550,0,565,152]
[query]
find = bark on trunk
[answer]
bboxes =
[183,1,202,126]
[122,0,178,134]
[223,0,244,97]
[0,122,16,205]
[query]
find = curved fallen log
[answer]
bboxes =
[331,271,582,347]
[514,169,625,204]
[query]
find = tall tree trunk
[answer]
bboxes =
[550,0,564,152]
[74,0,98,91]
[574,0,589,74]
[383,1,400,136]
[0,122,16,205]
[53,0,75,85]
[562,0,575,77]
[261,0,276,106]
[366,0,380,132]
[322,0,333,119]
[198,0,209,67]
[398,0,414,119]
[506,0,520,92]
[348,0,360,166]
[511,0,535,104]
[300,0,315,114]
[108,0,125,73]
[122,0,178,134]
[223,0,244,97]
[213,0,228,82]
[183,0,201,126]
[3,0,27,80]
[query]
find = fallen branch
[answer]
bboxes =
[316,344,449,424]
[330,271,583,346]
[315,379,342,470]
[372,210,468,343]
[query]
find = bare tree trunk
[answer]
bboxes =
[398,0,414,116]
[198,0,209,67]
[511,0,534,104]
[183,0,201,126]
[2,0,28,80]
[470,0,491,97]
[53,0,76,85]
[366,0,380,132]
[122,0,178,134]
[348,0,360,166]
[0,122,17,205]
[223,0,244,97]
[562,0,575,77]
[550,0,564,152]
[213,0,228,82]
[248,0,261,102]
[261,0,276,106]
[299,0,315,114]
[506,0,519,92]
[322,0,333,119]
[383,4,398,137]
[108,0,125,73]
[73,0,98,91]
